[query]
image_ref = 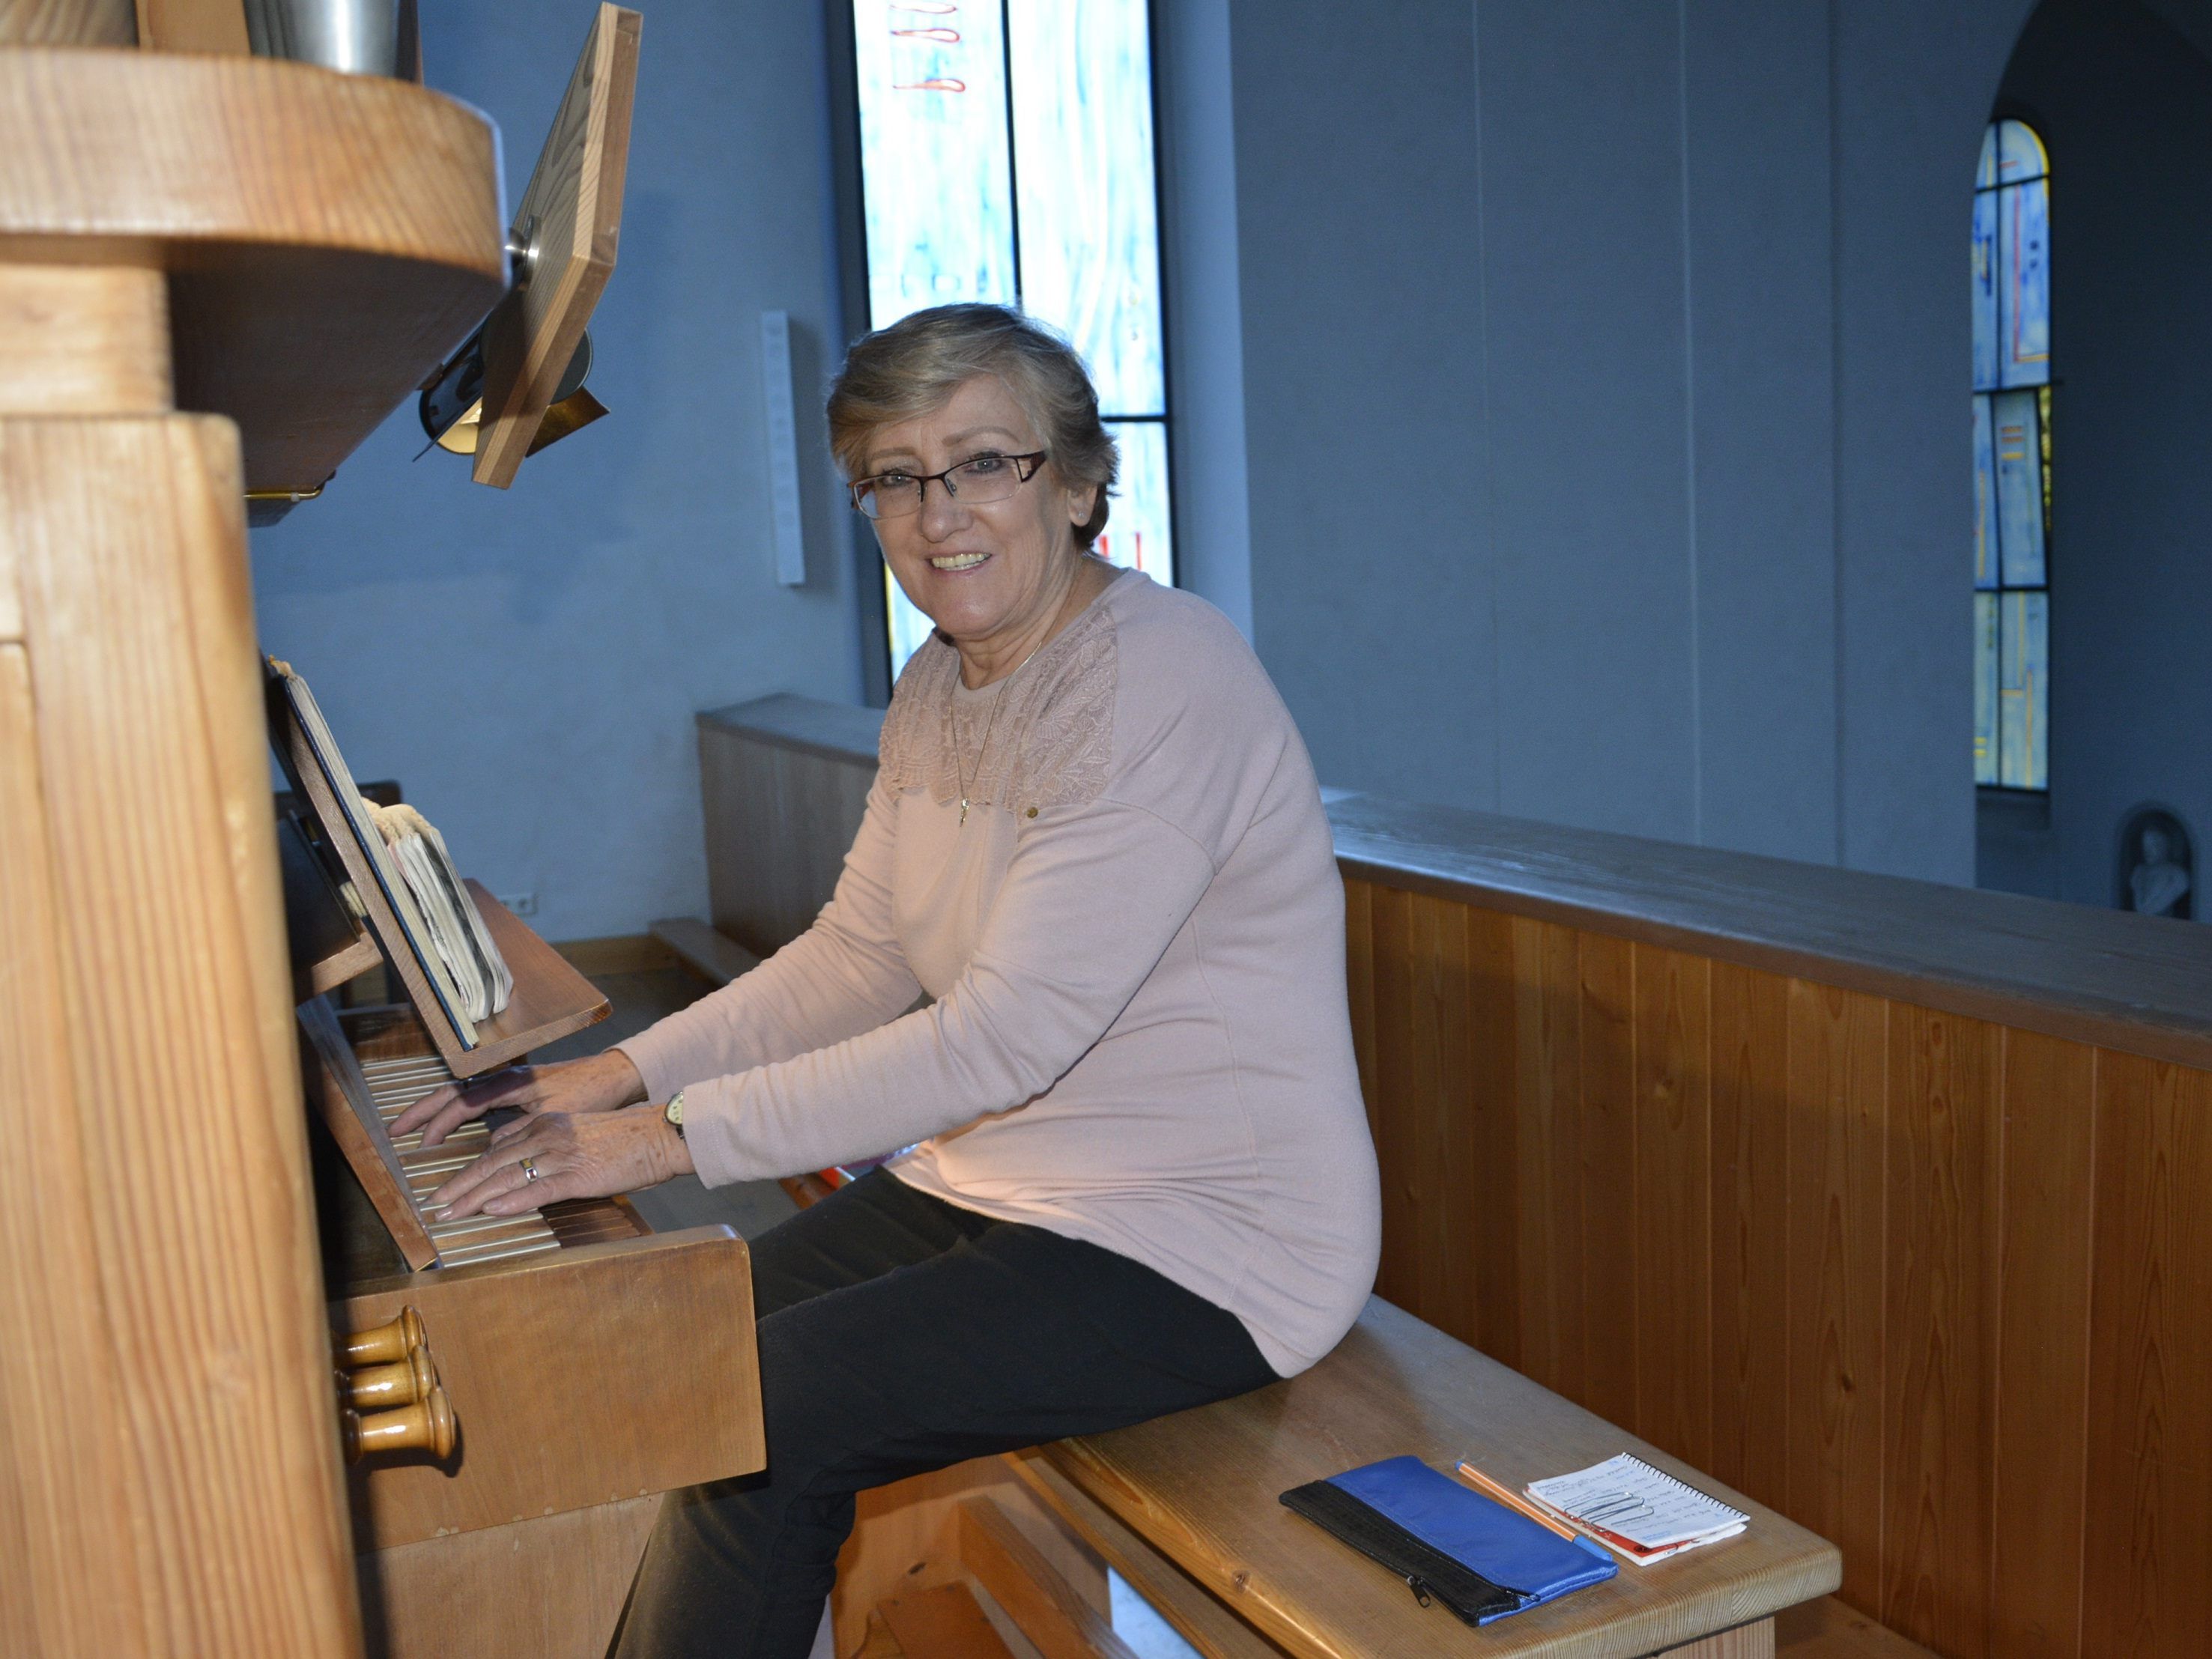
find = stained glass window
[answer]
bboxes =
[852,0,1175,680]
[1972,120,2050,790]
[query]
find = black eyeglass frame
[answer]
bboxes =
[849,450,1049,520]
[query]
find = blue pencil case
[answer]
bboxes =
[1280,1455,1616,1625]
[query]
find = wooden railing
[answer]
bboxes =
[696,696,2212,1659]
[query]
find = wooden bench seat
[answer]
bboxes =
[831,1296,1840,1658]
[1028,1296,1838,1658]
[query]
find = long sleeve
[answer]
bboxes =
[614,774,921,1103]
[676,794,1216,1186]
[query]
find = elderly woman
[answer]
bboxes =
[395,303,1381,1658]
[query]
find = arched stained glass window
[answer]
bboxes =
[1972,118,2051,791]
[851,0,1175,679]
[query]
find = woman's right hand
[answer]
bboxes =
[389,1049,648,1147]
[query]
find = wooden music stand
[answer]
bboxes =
[472,1,640,488]
[267,668,608,1079]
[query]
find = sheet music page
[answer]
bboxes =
[273,662,479,1046]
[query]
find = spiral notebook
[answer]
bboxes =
[1522,1454,1748,1565]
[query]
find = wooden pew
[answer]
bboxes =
[1329,792,2212,1659]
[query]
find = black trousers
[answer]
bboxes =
[609,1168,1277,1658]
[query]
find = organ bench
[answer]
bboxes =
[821,1292,1842,1659]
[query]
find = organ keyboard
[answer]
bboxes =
[303,998,646,1273]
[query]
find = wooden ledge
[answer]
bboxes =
[0,48,501,269]
[0,46,506,492]
[1330,789,2212,1073]
[650,917,763,987]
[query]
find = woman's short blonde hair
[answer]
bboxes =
[828,303,1118,547]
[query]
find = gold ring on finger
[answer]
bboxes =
[521,1156,541,1183]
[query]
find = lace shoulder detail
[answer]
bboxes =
[877,597,1118,814]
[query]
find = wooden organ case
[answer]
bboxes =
[279,699,764,1659]
[0,7,762,1656]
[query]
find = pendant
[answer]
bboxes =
[960,796,969,825]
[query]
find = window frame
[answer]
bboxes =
[1973,113,2053,797]
[832,0,1181,696]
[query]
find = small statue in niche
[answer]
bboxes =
[2118,807,2193,920]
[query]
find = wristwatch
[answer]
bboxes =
[663,1089,686,1139]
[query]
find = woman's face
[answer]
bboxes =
[859,374,1097,666]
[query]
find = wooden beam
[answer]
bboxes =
[1005,1454,1288,1659]
[876,1582,1018,1659]
[957,1496,1140,1659]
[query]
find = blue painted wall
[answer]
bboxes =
[250,0,865,941]
[1212,0,2037,884]
[255,0,2115,941]
[1989,0,2212,911]
[1155,0,1253,642]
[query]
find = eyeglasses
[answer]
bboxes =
[849,451,1048,521]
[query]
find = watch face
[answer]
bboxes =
[664,1091,685,1130]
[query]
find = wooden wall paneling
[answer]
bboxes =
[1407,894,1479,1342]
[1879,1007,2000,1657]
[699,724,875,957]
[359,1495,661,1659]
[7,415,360,1655]
[1342,879,1379,1155]
[2081,1050,2212,1657]
[0,643,152,1655]
[1510,916,1584,1398]
[1576,929,1640,1430]
[1988,1029,2096,1659]
[1463,905,1522,1368]
[1631,944,1713,1471]
[1784,981,1888,1613]
[1364,882,1422,1313]
[1707,960,1790,1511]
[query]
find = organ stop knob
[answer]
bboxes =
[342,1387,456,1464]
[335,1305,455,1463]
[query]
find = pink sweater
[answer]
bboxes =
[617,571,1380,1375]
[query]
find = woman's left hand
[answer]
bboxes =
[425,1104,694,1220]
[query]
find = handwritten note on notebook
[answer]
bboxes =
[1524,1455,1748,1564]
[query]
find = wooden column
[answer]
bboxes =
[0,260,361,1654]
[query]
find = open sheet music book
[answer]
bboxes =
[360,799,514,1022]
[267,659,512,1041]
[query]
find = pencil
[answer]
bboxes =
[1455,1461,1583,1543]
